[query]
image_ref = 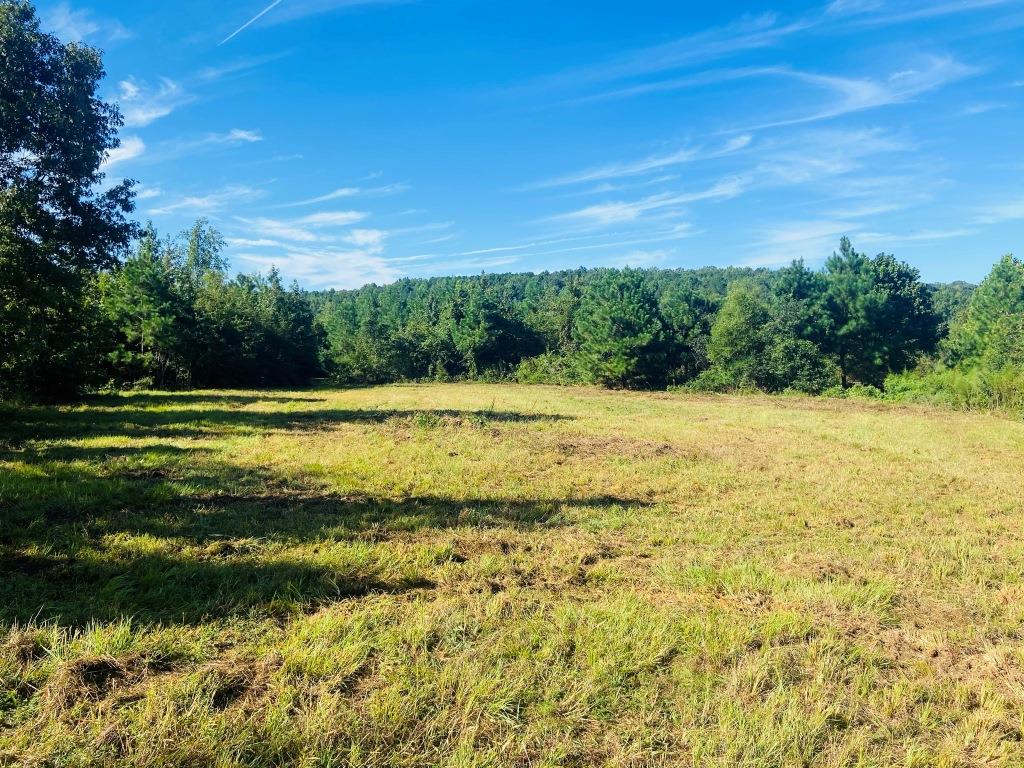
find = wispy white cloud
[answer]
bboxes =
[527,136,751,191]
[826,0,884,15]
[385,221,455,237]
[573,56,974,136]
[605,248,676,268]
[234,243,402,289]
[838,0,1016,27]
[405,254,524,276]
[239,218,321,242]
[857,227,976,244]
[532,13,812,94]
[536,135,753,191]
[743,219,860,266]
[235,210,369,243]
[296,211,368,227]
[531,0,996,107]
[275,183,409,208]
[457,227,697,265]
[226,237,284,248]
[149,185,265,216]
[155,129,263,161]
[197,53,291,82]
[753,127,909,185]
[117,78,194,128]
[728,56,978,132]
[42,2,130,43]
[571,174,682,197]
[571,66,777,105]
[280,187,361,206]
[743,219,975,267]
[265,0,409,25]
[825,200,911,219]
[527,0,1005,101]
[545,178,748,227]
[137,186,164,201]
[100,136,145,171]
[387,225,696,278]
[960,101,1008,115]
[528,149,698,190]
[343,229,387,249]
[975,198,1024,224]
[450,233,614,258]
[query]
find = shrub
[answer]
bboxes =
[884,366,1024,414]
[514,353,586,386]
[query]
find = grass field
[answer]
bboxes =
[2,383,1024,767]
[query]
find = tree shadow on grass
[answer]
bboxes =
[0,402,571,444]
[0,391,627,627]
[0,490,644,626]
[0,549,437,626]
[85,392,328,407]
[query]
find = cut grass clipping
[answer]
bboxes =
[2,383,1024,766]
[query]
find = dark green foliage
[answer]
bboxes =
[697,280,837,393]
[659,283,716,384]
[450,281,543,376]
[944,255,1024,370]
[100,221,323,390]
[931,280,976,336]
[309,246,954,394]
[0,1,135,400]
[316,274,562,384]
[823,238,938,387]
[99,223,184,387]
[573,269,668,389]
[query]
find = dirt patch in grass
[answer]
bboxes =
[204,654,282,712]
[545,434,690,461]
[42,654,167,710]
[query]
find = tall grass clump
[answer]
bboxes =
[885,366,1024,414]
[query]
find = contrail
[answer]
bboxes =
[220,0,285,45]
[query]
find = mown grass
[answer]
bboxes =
[2,383,1024,767]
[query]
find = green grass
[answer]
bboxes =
[2,383,1024,767]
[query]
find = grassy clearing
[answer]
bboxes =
[2,384,1024,767]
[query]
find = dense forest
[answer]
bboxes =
[308,244,1022,411]
[2,0,1022,411]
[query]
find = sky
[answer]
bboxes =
[41,0,1024,288]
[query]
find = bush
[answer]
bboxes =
[684,367,757,394]
[884,366,1024,414]
[514,352,586,386]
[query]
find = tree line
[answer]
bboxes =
[309,247,1017,396]
[2,0,1022,410]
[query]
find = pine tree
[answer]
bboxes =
[824,238,938,386]
[100,223,184,387]
[574,269,668,389]
[945,254,1024,369]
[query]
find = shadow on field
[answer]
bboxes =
[0,397,570,444]
[0,392,634,626]
[85,392,327,406]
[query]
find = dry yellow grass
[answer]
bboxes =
[2,383,1024,766]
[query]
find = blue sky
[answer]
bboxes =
[43,0,1024,287]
